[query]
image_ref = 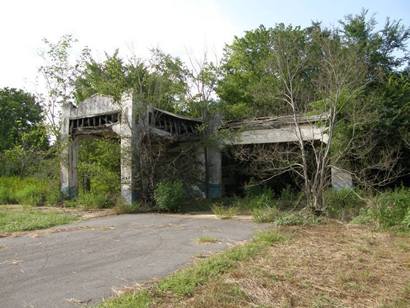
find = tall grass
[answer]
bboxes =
[0,207,77,232]
[0,177,60,206]
[324,188,366,221]
[352,187,410,230]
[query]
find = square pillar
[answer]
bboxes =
[206,146,222,198]
[205,113,223,199]
[60,103,78,199]
[119,93,138,204]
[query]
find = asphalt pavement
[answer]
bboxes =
[0,213,265,307]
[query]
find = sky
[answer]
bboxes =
[1,0,409,93]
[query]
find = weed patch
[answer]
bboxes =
[0,207,77,233]
[252,206,279,223]
[211,203,238,219]
[98,229,286,307]
[275,211,320,226]
[196,236,219,244]
[0,177,60,206]
[154,180,186,212]
[98,224,409,307]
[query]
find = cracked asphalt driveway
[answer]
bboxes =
[0,213,265,307]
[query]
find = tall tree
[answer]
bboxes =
[0,88,46,152]
[38,34,91,139]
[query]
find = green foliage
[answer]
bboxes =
[218,12,410,193]
[197,236,219,244]
[275,211,320,226]
[0,208,77,233]
[154,180,186,212]
[0,88,46,153]
[15,184,47,207]
[245,189,279,222]
[0,177,60,206]
[373,188,410,228]
[98,290,152,308]
[402,209,410,229]
[211,203,238,219]
[351,208,374,225]
[252,207,279,223]
[0,88,50,178]
[0,186,10,204]
[77,138,121,207]
[114,199,140,214]
[218,24,304,119]
[75,49,189,112]
[278,186,303,209]
[75,192,108,209]
[324,189,366,220]
[247,189,275,209]
[352,188,410,230]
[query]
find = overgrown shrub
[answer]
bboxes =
[45,186,61,206]
[351,208,374,225]
[0,177,59,206]
[76,192,108,209]
[0,177,18,204]
[77,138,121,208]
[114,198,140,214]
[351,188,410,230]
[154,180,186,212]
[15,184,46,206]
[278,186,303,209]
[324,189,366,221]
[402,209,410,228]
[247,190,275,209]
[229,188,276,212]
[372,188,410,228]
[252,206,279,223]
[0,186,12,204]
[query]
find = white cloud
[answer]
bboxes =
[0,0,237,92]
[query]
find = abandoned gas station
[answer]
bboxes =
[60,93,352,204]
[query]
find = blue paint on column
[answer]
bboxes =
[61,186,77,200]
[208,184,222,199]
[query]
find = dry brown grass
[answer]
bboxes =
[175,223,410,307]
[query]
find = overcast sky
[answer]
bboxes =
[1,0,409,92]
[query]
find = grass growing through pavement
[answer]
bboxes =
[196,236,219,244]
[211,203,238,219]
[0,207,78,233]
[98,229,287,307]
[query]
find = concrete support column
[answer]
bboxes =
[331,166,353,190]
[195,146,207,198]
[207,146,222,198]
[60,103,79,199]
[119,93,137,204]
[206,114,223,199]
